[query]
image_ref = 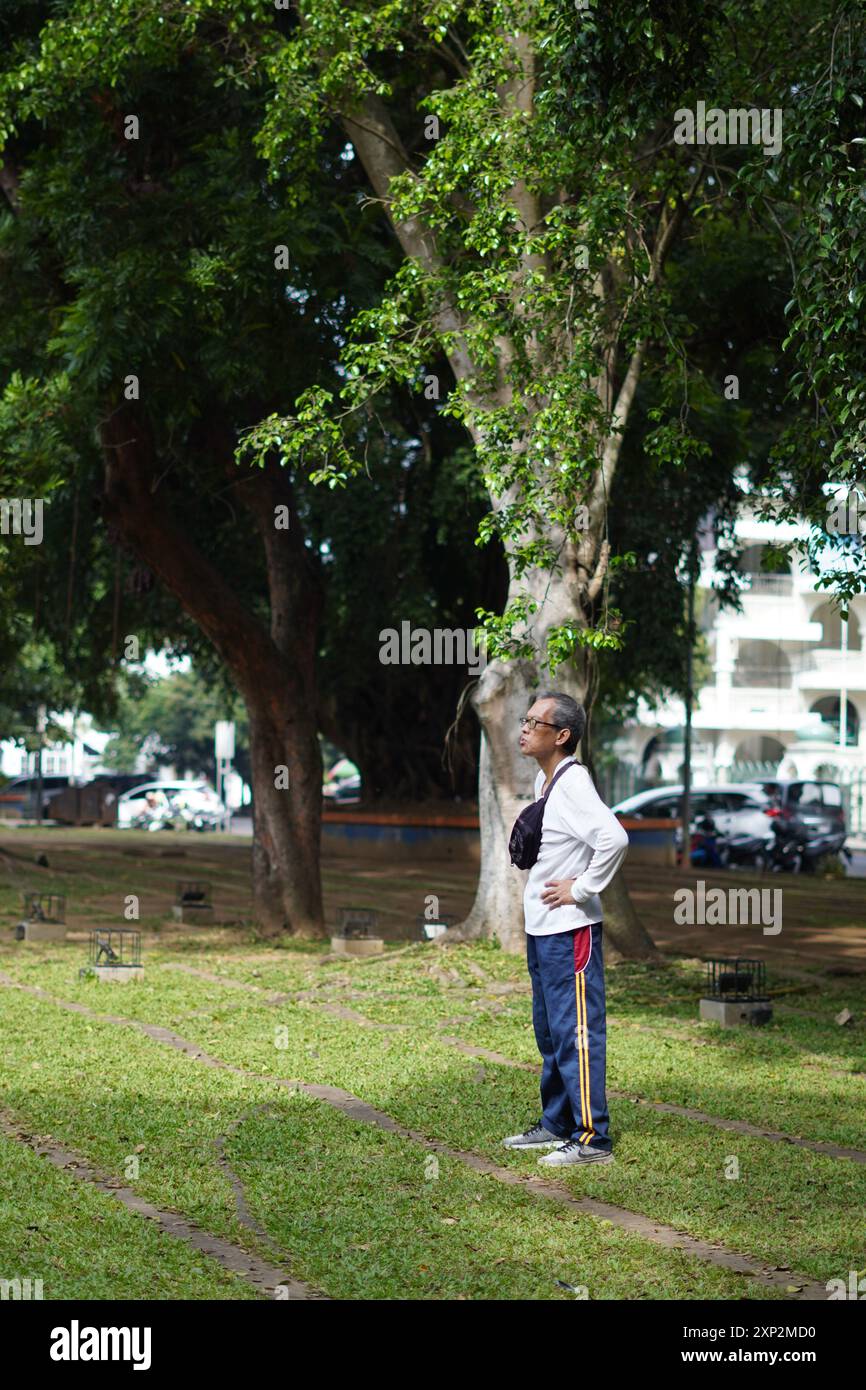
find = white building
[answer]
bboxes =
[0,711,113,781]
[615,497,866,828]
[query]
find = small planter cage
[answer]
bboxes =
[15,892,67,941]
[82,928,142,973]
[705,957,769,1002]
[176,881,212,908]
[21,892,65,923]
[336,907,378,939]
[171,880,215,925]
[332,906,383,956]
[414,912,457,942]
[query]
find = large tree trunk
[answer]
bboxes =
[233,455,325,936]
[100,404,326,936]
[452,566,659,959]
[454,658,537,951]
[247,692,323,936]
[599,871,659,964]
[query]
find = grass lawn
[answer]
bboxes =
[0,1130,259,1300]
[1,827,864,1300]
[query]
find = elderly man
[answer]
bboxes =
[503,692,629,1165]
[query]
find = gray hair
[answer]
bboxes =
[537,691,585,755]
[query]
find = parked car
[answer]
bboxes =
[322,772,361,804]
[0,774,79,819]
[613,783,771,837]
[613,779,847,868]
[116,780,227,830]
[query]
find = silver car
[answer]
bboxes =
[612,783,775,843]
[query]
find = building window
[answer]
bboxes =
[733,640,792,688]
[812,603,862,652]
[736,544,793,595]
[809,697,859,746]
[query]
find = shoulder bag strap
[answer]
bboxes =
[541,757,578,801]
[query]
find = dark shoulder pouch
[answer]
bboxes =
[508,760,578,869]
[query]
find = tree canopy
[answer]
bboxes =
[1,0,863,946]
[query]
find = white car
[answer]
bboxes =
[611,783,780,856]
[116,780,227,829]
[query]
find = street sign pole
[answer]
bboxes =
[214,721,236,833]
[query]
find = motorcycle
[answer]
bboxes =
[689,815,730,869]
[724,831,774,870]
[131,791,223,833]
[688,813,848,875]
[176,803,222,832]
[689,817,776,872]
[131,799,177,832]
[764,822,848,873]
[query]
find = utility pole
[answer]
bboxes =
[839,612,849,749]
[681,538,699,866]
[34,704,47,825]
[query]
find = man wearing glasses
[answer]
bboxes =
[503,692,629,1165]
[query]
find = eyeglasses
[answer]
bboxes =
[519,716,563,731]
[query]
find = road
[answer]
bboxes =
[844,849,866,878]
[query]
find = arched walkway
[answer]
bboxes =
[808,696,860,747]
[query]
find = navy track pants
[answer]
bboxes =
[526,921,612,1150]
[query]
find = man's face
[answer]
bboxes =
[518,698,570,758]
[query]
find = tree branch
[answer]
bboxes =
[0,156,21,213]
[585,538,610,603]
[340,91,478,386]
[230,454,323,697]
[590,163,705,515]
[99,404,295,704]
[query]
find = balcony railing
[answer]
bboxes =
[796,647,865,674]
[740,573,794,595]
[727,647,866,689]
[731,666,793,688]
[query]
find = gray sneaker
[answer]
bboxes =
[502,1123,566,1150]
[538,1140,614,1167]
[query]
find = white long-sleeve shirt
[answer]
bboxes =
[522,756,630,936]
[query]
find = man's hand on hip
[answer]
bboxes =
[541,878,578,908]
